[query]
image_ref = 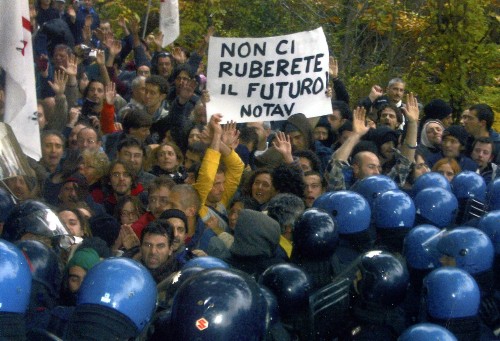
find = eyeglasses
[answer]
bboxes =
[121,210,139,219]
[415,162,430,170]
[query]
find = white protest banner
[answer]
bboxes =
[160,0,180,47]
[0,0,41,160]
[206,27,331,123]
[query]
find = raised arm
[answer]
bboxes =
[399,92,419,162]
[333,106,369,162]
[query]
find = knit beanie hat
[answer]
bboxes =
[67,248,100,271]
[284,122,301,134]
[442,125,469,146]
[370,126,400,149]
[159,209,188,233]
[230,209,280,258]
[89,214,121,248]
[372,95,390,110]
[424,99,452,121]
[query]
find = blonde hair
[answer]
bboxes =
[82,149,110,179]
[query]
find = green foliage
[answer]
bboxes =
[91,0,498,118]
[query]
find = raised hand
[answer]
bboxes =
[153,31,164,50]
[108,39,122,57]
[66,6,76,21]
[48,70,69,96]
[95,49,105,65]
[201,90,210,104]
[209,113,223,137]
[105,82,116,105]
[329,56,338,79]
[102,31,114,49]
[273,131,293,163]
[221,120,240,149]
[205,26,215,43]
[61,54,78,78]
[352,106,370,137]
[93,27,105,44]
[129,18,140,36]
[403,92,419,123]
[120,224,140,250]
[172,47,186,64]
[326,85,333,98]
[68,107,81,126]
[369,85,384,101]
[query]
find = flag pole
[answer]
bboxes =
[142,0,152,39]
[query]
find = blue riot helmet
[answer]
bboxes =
[411,172,451,197]
[292,207,338,260]
[398,323,458,341]
[414,187,458,228]
[0,187,16,222]
[423,267,480,319]
[171,268,267,341]
[181,255,229,270]
[16,240,62,307]
[477,210,500,292]
[0,239,32,313]
[355,250,409,307]
[259,263,313,320]
[259,285,280,329]
[436,227,494,275]
[486,178,500,210]
[403,225,441,292]
[66,258,157,339]
[2,200,68,243]
[477,210,500,254]
[451,171,486,201]
[451,171,487,224]
[313,190,371,235]
[351,174,398,208]
[373,190,416,229]
[373,190,415,253]
[403,225,441,271]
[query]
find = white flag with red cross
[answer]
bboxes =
[160,0,180,47]
[0,0,41,160]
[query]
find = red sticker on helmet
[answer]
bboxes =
[196,317,209,331]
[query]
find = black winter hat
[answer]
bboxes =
[159,209,188,233]
[442,125,469,146]
[424,99,452,121]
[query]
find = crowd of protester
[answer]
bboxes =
[0,0,499,340]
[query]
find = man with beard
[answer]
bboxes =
[140,220,179,283]
[159,209,191,266]
[103,160,144,215]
